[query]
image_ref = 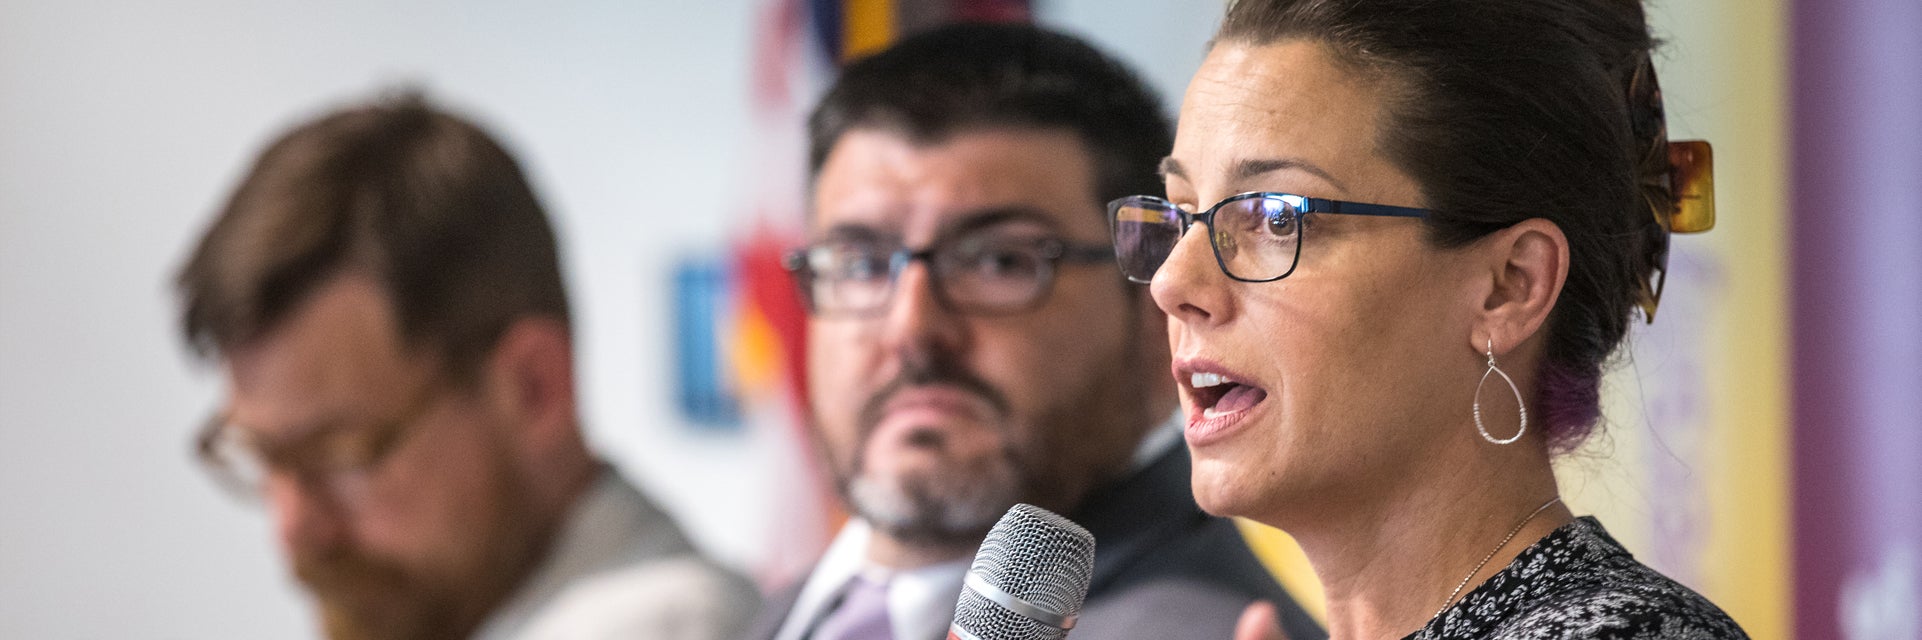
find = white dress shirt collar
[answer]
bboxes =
[774,412,1182,640]
[773,519,969,640]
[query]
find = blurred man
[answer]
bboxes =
[746,24,1324,640]
[177,95,756,640]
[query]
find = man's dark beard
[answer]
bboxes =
[298,550,461,640]
[839,353,1035,545]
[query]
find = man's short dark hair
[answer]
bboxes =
[808,22,1172,207]
[176,94,569,383]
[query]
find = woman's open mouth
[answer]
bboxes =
[1177,362,1269,445]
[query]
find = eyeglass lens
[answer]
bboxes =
[801,235,1057,315]
[1111,195,1301,282]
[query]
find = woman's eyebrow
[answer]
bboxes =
[1230,157,1349,194]
[1159,156,1349,194]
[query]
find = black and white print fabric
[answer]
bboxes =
[1408,517,1748,640]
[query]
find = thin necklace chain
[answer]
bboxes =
[1432,496,1563,620]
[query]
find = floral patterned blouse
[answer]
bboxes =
[1407,516,1748,639]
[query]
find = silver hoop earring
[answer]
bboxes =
[1474,338,1527,445]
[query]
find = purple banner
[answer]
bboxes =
[1791,0,1922,637]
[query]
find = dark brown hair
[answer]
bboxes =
[1218,0,1669,451]
[177,93,569,384]
[809,22,1172,208]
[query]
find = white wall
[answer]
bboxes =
[0,1,1220,637]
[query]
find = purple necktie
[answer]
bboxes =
[814,574,894,640]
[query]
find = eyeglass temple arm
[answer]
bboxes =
[1060,242,1117,263]
[1307,197,1432,219]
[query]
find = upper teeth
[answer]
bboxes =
[1191,372,1226,388]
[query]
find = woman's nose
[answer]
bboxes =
[1151,223,1234,327]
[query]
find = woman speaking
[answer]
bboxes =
[1109,0,1746,637]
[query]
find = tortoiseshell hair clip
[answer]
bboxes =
[1629,53,1716,323]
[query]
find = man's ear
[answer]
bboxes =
[1473,218,1569,356]
[482,316,578,450]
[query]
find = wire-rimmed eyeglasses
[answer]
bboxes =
[1108,192,1432,283]
[194,381,446,506]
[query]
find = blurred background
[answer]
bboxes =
[0,0,1914,638]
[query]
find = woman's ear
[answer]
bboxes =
[1474,218,1569,355]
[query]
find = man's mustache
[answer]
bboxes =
[855,357,1011,444]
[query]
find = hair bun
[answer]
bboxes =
[1627,52,1672,217]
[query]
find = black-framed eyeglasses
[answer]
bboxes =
[194,382,446,506]
[783,232,1114,317]
[1109,192,1433,283]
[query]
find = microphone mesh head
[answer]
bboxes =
[952,503,1096,640]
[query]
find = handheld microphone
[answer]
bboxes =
[948,503,1097,640]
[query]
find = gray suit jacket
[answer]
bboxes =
[741,446,1325,640]
[476,469,760,640]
